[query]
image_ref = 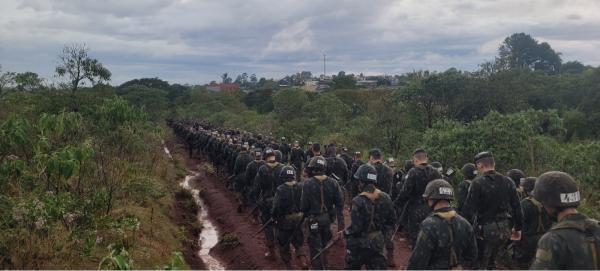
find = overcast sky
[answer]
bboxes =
[1,0,599,85]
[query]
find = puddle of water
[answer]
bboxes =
[181,173,225,270]
[161,140,173,159]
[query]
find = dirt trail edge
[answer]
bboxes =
[168,138,412,270]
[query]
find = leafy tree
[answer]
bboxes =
[55,44,111,92]
[331,71,357,89]
[561,61,586,74]
[220,73,232,84]
[0,65,16,94]
[272,88,308,120]
[243,89,274,113]
[14,72,44,91]
[119,78,169,90]
[497,33,562,74]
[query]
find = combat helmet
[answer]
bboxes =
[423,179,454,201]
[533,171,580,208]
[353,164,378,184]
[280,166,296,181]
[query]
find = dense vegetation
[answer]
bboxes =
[0,33,599,268]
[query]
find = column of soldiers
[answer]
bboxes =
[169,118,600,270]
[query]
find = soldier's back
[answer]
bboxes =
[531,213,600,270]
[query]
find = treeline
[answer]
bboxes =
[1,32,599,269]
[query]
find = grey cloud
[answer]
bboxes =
[1,0,599,84]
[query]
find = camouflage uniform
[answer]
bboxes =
[530,213,600,269]
[407,207,478,269]
[370,161,395,262]
[349,158,365,199]
[513,196,552,269]
[233,150,253,203]
[290,146,305,180]
[462,170,523,269]
[399,163,442,247]
[300,174,344,269]
[244,157,264,204]
[253,160,285,250]
[345,184,396,270]
[271,177,305,266]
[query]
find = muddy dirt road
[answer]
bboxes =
[168,139,412,269]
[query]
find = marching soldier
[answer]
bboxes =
[300,156,344,269]
[407,179,477,269]
[233,143,253,210]
[244,148,264,207]
[271,166,308,269]
[399,148,443,247]
[252,148,285,260]
[512,176,552,269]
[367,148,395,266]
[290,141,305,180]
[530,171,600,270]
[279,137,291,164]
[456,163,476,216]
[462,151,523,270]
[344,164,396,270]
[507,169,526,200]
[349,151,365,199]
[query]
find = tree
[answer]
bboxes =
[0,65,16,94]
[220,73,232,84]
[497,33,562,74]
[561,61,586,74]
[55,44,111,92]
[15,72,44,91]
[331,71,357,89]
[119,77,169,90]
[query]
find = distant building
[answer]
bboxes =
[356,80,378,89]
[206,83,240,94]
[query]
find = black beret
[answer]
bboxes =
[368,148,382,157]
[474,151,493,163]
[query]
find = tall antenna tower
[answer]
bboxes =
[323,53,326,77]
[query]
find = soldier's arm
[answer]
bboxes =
[463,221,478,264]
[384,195,397,227]
[530,233,564,270]
[271,187,282,218]
[399,170,416,198]
[407,225,434,270]
[345,197,366,236]
[507,179,524,231]
[300,182,310,213]
[462,180,480,223]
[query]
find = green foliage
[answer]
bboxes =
[161,251,185,270]
[220,233,240,249]
[99,247,132,270]
[14,72,44,91]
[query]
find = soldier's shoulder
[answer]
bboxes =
[420,216,440,232]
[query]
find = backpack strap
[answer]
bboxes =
[583,219,600,269]
[526,197,547,233]
[433,212,460,269]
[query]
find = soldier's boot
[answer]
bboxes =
[387,248,396,267]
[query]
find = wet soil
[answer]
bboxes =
[168,139,413,270]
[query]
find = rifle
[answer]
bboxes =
[311,231,344,261]
[390,200,410,241]
[246,192,264,218]
[252,218,274,237]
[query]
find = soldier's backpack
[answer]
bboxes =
[551,218,600,269]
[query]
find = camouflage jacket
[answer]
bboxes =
[407,207,477,270]
[300,175,343,219]
[531,213,600,270]
[345,185,396,251]
[371,161,393,195]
